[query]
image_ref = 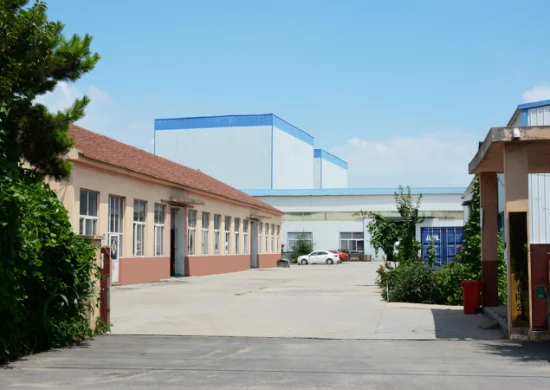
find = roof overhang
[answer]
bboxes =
[162,197,205,208]
[468,126,550,175]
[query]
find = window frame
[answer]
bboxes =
[188,210,197,256]
[271,224,275,253]
[276,225,280,252]
[79,189,99,235]
[339,232,365,252]
[108,195,124,257]
[214,214,221,255]
[287,232,313,249]
[133,200,147,257]
[243,220,249,254]
[258,223,263,254]
[234,218,240,254]
[202,212,210,255]
[154,203,165,257]
[224,216,231,255]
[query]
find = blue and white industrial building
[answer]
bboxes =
[154,114,466,262]
[154,114,347,190]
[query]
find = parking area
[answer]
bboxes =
[111,262,504,340]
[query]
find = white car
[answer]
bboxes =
[297,250,341,265]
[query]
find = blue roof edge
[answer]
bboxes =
[154,114,314,146]
[314,149,348,170]
[242,187,467,197]
[517,99,550,110]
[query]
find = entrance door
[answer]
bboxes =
[170,209,176,276]
[173,208,186,276]
[250,221,258,268]
[109,234,120,283]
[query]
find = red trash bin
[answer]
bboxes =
[460,280,483,314]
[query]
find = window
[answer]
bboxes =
[265,223,269,253]
[271,224,275,253]
[288,232,313,249]
[79,189,98,235]
[214,215,221,255]
[224,216,231,255]
[202,212,210,255]
[154,204,165,256]
[340,232,364,252]
[259,223,263,253]
[276,225,280,252]
[243,220,249,254]
[188,210,197,255]
[234,218,240,254]
[133,200,146,256]
[108,195,123,258]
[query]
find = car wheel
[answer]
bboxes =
[326,258,334,265]
[300,259,308,265]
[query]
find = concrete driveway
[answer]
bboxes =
[111,262,503,340]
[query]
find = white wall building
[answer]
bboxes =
[154,114,320,190]
[313,149,348,189]
[244,188,465,260]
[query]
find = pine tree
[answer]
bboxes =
[0,0,100,179]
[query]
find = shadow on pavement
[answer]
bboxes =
[430,308,504,339]
[479,341,550,362]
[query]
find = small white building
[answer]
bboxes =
[244,187,465,261]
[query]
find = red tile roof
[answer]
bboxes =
[68,125,282,215]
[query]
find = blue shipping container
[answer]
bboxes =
[421,227,464,267]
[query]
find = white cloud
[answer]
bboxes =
[330,130,477,188]
[522,85,550,103]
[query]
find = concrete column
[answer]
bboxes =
[503,144,530,332]
[480,172,499,306]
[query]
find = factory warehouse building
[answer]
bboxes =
[48,126,283,286]
[152,113,466,264]
[244,188,466,264]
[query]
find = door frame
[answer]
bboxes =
[109,233,120,284]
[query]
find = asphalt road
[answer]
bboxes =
[2,335,550,389]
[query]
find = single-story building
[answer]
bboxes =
[48,125,283,285]
[244,187,465,264]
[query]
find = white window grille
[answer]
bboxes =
[234,218,240,254]
[214,215,221,255]
[224,216,231,255]
[188,210,197,255]
[202,212,210,255]
[133,200,146,256]
[79,189,98,235]
[243,220,249,254]
[154,204,165,256]
[108,195,123,257]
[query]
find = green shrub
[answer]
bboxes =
[434,262,479,305]
[0,168,102,363]
[290,233,313,257]
[384,263,443,304]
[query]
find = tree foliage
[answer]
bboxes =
[0,0,104,363]
[356,186,423,263]
[1,0,100,180]
[291,233,314,257]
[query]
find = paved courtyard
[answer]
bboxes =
[111,262,503,340]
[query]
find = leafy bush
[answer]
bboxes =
[434,262,479,305]
[384,262,443,304]
[0,166,102,363]
[290,233,313,257]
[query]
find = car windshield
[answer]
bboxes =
[329,250,337,253]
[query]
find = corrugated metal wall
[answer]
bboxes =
[529,174,550,244]
[526,106,550,243]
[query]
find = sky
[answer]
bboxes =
[38,0,550,188]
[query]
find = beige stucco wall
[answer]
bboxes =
[47,157,282,259]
